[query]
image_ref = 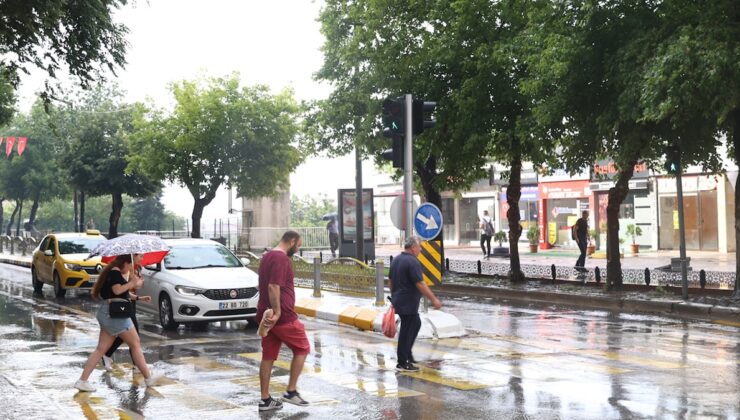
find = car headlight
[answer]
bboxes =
[64,263,82,271]
[175,285,206,296]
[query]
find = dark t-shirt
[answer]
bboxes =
[576,218,589,240]
[390,252,423,315]
[256,250,298,326]
[100,270,128,300]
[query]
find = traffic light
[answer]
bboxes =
[664,145,681,175]
[382,98,404,134]
[412,99,436,135]
[381,128,404,168]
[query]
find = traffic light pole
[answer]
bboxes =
[404,94,414,237]
[675,156,689,300]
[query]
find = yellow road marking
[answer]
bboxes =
[72,392,139,420]
[575,349,686,369]
[714,320,740,328]
[232,375,341,405]
[400,366,504,390]
[238,352,424,398]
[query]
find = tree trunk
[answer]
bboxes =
[6,200,19,236]
[191,199,207,239]
[15,200,23,236]
[0,198,5,236]
[79,191,86,233]
[606,162,636,291]
[73,190,79,232]
[25,194,40,237]
[733,107,740,296]
[507,149,526,282]
[108,192,123,239]
[416,154,445,269]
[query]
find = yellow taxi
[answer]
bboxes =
[31,230,107,297]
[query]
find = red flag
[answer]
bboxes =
[5,136,15,157]
[17,137,27,156]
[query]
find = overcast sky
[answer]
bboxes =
[16,0,389,224]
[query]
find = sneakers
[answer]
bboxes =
[259,396,283,412]
[282,390,309,406]
[74,379,96,392]
[101,355,113,371]
[396,362,420,372]
[144,374,163,387]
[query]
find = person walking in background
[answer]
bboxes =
[86,218,95,230]
[75,255,160,392]
[327,216,339,258]
[480,210,493,259]
[100,258,152,372]
[257,231,311,412]
[389,236,442,372]
[574,210,590,270]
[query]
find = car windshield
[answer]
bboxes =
[164,244,242,269]
[58,238,105,254]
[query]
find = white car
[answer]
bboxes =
[137,238,259,330]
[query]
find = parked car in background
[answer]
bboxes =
[137,238,259,330]
[31,230,106,297]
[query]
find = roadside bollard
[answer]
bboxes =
[20,239,27,256]
[375,261,385,306]
[389,255,393,265]
[0,236,3,253]
[319,251,323,261]
[644,268,651,286]
[477,260,482,275]
[445,258,450,271]
[313,257,322,298]
[551,264,556,283]
[300,248,303,257]
[9,237,14,255]
[595,267,601,284]
[699,269,706,289]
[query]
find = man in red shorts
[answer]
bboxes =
[257,231,310,412]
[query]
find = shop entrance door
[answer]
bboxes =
[659,191,718,250]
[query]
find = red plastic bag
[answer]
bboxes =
[382,305,397,338]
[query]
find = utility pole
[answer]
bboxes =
[404,94,414,236]
[355,145,364,260]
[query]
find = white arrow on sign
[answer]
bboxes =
[416,213,438,230]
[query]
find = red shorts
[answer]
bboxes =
[261,319,310,361]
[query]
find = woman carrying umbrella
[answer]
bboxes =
[75,234,168,392]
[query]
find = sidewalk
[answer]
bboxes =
[374,244,737,273]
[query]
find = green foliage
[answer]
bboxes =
[129,73,303,237]
[526,225,540,245]
[0,0,129,115]
[290,194,336,228]
[493,231,508,247]
[626,224,642,245]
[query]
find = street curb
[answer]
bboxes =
[295,298,381,332]
[0,257,31,268]
[437,283,740,324]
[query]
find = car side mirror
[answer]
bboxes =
[43,250,54,257]
[144,263,161,271]
[240,257,251,266]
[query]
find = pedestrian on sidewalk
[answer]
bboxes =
[100,260,151,372]
[480,210,493,258]
[257,231,311,412]
[74,255,160,392]
[574,210,589,271]
[327,216,339,258]
[390,236,442,372]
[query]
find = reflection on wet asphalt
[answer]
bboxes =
[0,263,738,419]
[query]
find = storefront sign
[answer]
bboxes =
[658,175,718,194]
[591,159,649,180]
[539,180,591,199]
[551,207,577,218]
[501,186,539,201]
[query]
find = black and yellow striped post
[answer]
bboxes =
[418,240,443,286]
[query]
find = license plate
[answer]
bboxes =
[88,275,98,282]
[219,301,250,310]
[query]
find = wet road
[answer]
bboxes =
[0,263,738,420]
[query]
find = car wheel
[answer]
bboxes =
[31,266,43,294]
[53,271,66,298]
[159,294,179,330]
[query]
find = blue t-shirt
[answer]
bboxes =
[390,252,423,315]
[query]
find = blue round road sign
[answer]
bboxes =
[414,203,443,241]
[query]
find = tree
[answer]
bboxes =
[636,0,739,294]
[0,0,129,122]
[130,74,303,238]
[59,84,159,238]
[290,194,336,228]
[312,1,556,281]
[523,1,723,289]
